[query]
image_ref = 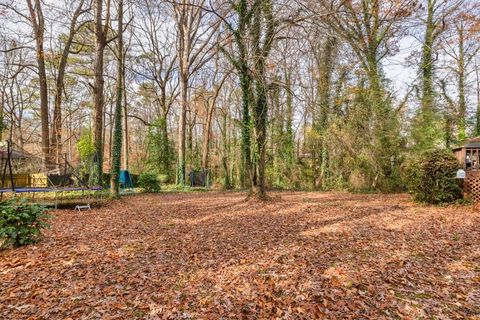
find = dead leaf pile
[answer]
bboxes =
[1,192,479,319]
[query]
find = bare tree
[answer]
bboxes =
[92,0,115,184]
[171,0,219,186]
[198,60,228,184]
[51,0,90,165]
[25,0,50,166]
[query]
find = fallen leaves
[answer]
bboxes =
[0,191,479,319]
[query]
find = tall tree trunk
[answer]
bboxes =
[457,22,467,142]
[315,36,336,188]
[252,75,268,198]
[108,100,113,167]
[122,70,128,170]
[414,0,442,150]
[177,74,187,186]
[201,71,226,186]
[201,100,214,182]
[223,0,252,190]
[92,0,110,185]
[250,0,275,199]
[284,71,294,166]
[27,0,49,167]
[110,0,123,197]
[420,0,435,116]
[441,80,455,149]
[174,2,189,187]
[52,0,86,165]
[221,109,231,189]
[476,57,480,136]
[239,67,252,189]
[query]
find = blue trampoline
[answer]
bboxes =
[0,186,104,209]
[0,186,103,193]
[0,140,104,208]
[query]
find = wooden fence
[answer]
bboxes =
[1,173,48,188]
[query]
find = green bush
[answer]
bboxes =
[404,149,462,204]
[0,200,51,249]
[138,172,161,193]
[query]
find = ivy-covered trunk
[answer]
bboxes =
[476,59,480,136]
[457,22,466,142]
[413,0,442,151]
[314,36,336,189]
[110,0,123,197]
[252,67,268,198]
[240,68,252,189]
[249,0,275,199]
[221,110,231,189]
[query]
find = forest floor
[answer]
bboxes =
[1,191,479,319]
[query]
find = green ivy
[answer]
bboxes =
[146,118,175,182]
[77,130,95,159]
[138,172,161,193]
[404,149,462,204]
[0,199,51,249]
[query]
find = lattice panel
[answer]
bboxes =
[464,177,480,202]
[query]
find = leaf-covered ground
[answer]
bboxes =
[1,192,479,319]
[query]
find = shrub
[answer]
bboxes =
[404,149,462,204]
[0,200,51,249]
[138,172,161,193]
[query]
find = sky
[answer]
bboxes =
[384,36,418,95]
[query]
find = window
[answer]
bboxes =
[466,148,480,170]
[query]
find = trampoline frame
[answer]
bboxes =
[0,187,104,209]
[0,140,105,208]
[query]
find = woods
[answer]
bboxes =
[2,1,480,318]
[0,0,479,195]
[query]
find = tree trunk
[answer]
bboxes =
[0,89,4,141]
[414,0,441,150]
[110,0,123,197]
[221,110,231,189]
[284,70,294,174]
[201,100,214,184]
[420,0,435,116]
[476,57,480,136]
[440,80,455,149]
[240,67,252,190]
[457,22,466,142]
[27,0,49,167]
[252,78,268,199]
[177,74,187,186]
[51,0,85,165]
[92,0,109,185]
[250,0,275,199]
[122,68,128,170]
[315,36,336,188]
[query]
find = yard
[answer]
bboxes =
[1,192,479,319]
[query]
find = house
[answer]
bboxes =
[453,137,480,171]
[453,137,480,201]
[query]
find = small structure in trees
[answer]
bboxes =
[189,170,209,188]
[453,137,480,201]
[453,137,480,170]
[119,170,133,189]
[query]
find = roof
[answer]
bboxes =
[0,148,31,159]
[452,137,480,151]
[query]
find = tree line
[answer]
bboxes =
[0,0,479,198]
